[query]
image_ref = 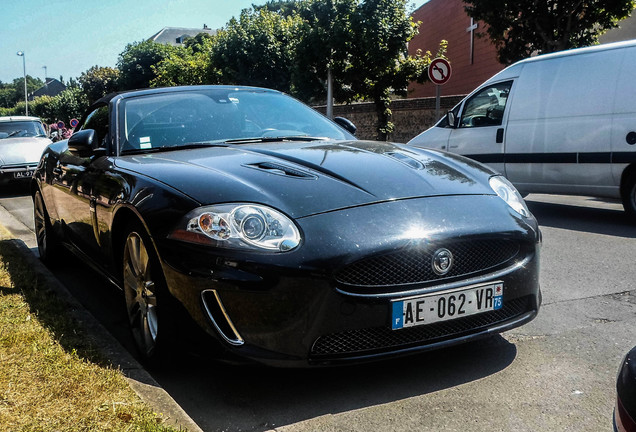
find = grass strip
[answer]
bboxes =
[0,233,185,432]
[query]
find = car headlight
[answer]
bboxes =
[169,203,301,252]
[489,176,530,218]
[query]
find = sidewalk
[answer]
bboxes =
[0,203,203,432]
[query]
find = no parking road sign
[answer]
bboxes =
[428,58,452,85]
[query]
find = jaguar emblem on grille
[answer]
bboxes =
[432,248,453,275]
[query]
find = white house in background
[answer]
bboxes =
[148,25,216,46]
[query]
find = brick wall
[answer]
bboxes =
[408,0,504,98]
[316,95,465,143]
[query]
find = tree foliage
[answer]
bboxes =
[291,0,358,103]
[117,40,178,90]
[348,0,432,139]
[78,66,120,104]
[464,0,636,64]
[44,87,90,125]
[210,8,302,92]
[0,76,44,109]
[151,35,219,87]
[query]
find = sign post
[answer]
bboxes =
[428,58,452,120]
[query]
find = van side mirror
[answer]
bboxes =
[334,117,357,135]
[446,111,457,128]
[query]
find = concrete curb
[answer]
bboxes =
[0,203,203,432]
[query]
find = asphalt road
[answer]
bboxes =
[1,185,634,432]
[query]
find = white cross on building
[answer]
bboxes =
[466,18,478,64]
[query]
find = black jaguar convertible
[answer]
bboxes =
[32,85,541,367]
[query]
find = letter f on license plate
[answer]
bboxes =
[391,282,503,330]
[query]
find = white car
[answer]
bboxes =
[0,116,52,184]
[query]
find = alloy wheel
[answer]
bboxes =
[123,231,159,359]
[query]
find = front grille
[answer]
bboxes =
[310,296,531,358]
[0,163,37,172]
[334,239,520,290]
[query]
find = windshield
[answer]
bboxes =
[118,88,355,153]
[0,120,46,139]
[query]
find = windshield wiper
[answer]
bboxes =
[224,136,327,144]
[120,141,227,155]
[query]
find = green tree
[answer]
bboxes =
[210,8,302,92]
[291,0,358,104]
[151,35,220,87]
[348,0,433,140]
[28,96,56,123]
[0,84,17,109]
[0,76,43,109]
[253,0,299,15]
[45,87,90,125]
[117,40,178,90]
[79,66,120,104]
[463,0,636,65]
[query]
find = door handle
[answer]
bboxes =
[496,128,504,144]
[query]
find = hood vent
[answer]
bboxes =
[385,152,425,170]
[245,162,317,179]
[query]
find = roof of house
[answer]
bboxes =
[148,26,216,46]
[29,78,66,100]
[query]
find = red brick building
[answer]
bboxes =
[408,0,502,98]
[407,0,636,99]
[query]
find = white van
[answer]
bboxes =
[407,40,636,218]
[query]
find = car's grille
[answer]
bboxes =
[0,163,37,172]
[310,296,531,358]
[334,239,520,291]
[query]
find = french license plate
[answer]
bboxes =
[392,282,503,330]
[14,170,34,179]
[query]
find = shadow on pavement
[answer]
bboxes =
[154,335,517,432]
[526,198,636,238]
[0,182,31,198]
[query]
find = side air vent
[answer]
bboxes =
[201,290,244,346]
[245,162,317,179]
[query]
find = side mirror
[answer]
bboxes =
[334,117,357,135]
[67,129,105,157]
[446,111,457,128]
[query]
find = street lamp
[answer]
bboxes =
[16,51,28,116]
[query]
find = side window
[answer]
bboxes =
[83,105,110,148]
[459,81,512,128]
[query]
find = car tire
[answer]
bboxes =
[621,173,636,220]
[122,222,177,367]
[33,190,63,264]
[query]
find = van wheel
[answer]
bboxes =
[621,173,636,220]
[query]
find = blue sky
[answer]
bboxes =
[1,0,428,85]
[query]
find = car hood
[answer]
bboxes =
[114,140,498,218]
[0,137,52,166]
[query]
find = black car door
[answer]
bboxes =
[51,105,112,262]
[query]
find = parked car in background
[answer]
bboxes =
[408,39,636,220]
[0,116,52,184]
[32,85,541,367]
[615,346,636,431]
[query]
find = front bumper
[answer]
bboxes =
[0,163,37,183]
[159,196,542,367]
